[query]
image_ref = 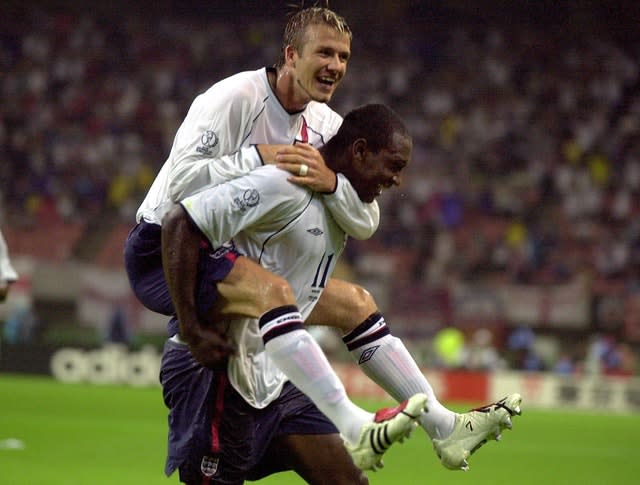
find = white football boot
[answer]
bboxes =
[345,393,428,471]
[432,393,522,471]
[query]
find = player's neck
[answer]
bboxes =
[272,67,309,114]
[320,146,345,175]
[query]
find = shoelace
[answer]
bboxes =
[470,397,518,416]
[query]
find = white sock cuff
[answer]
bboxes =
[258,304,304,344]
[342,311,389,351]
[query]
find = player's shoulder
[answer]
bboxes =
[252,165,309,202]
[303,102,343,142]
[218,68,266,93]
[196,68,268,106]
[253,164,298,187]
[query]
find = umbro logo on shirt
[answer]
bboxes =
[307,228,323,236]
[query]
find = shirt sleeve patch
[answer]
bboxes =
[196,130,219,155]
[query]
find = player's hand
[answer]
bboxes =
[185,324,235,369]
[275,143,338,193]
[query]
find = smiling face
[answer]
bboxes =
[285,24,351,108]
[348,131,413,203]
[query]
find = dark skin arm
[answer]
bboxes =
[161,204,235,367]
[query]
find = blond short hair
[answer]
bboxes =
[276,7,352,68]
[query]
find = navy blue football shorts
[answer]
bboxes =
[124,220,240,335]
[160,338,338,484]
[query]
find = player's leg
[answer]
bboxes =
[257,303,426,470]
[125,217,296,321]
[213,255,296,318]
[249,383,421,482]
[248,383,367,483]
[307,278,455,439]
[177,243,426,471]
[124,221,175,315]
[306,277,376,332]
[125,216,297,323]
[271,434,368,485]
[160,338,250,485]
[311,278,522,471]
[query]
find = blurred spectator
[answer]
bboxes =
[506,326,545,371]
[553,353,576,375]
[3,300,39,343]
[584,334,636,376]
[105,305,131,346]
[461,328,506,371]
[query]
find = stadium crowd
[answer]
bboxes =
[1,4,639,376]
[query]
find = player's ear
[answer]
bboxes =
[285,45,297,66]
[351,138,367,161]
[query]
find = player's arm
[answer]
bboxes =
[323,174,380,239]
[0,229,18,303]
[167,93,336,203]
[273,143,380,239]
[167,80,269,202]
[161,206,235,366]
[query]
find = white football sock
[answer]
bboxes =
[260,305,372,444]
[344,313,456,439]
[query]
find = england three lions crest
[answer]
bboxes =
[200,455,219,477]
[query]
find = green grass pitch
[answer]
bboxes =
[1,374,638,484]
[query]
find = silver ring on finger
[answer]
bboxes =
[299,163,309,177]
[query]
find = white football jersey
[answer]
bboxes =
[182,165,348,408]
[137,67,379,239]
[0,229,18,284]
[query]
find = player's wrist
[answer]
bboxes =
[178,317,202,345]
[320,172,338,194]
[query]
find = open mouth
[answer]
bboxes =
[317,76,336,88]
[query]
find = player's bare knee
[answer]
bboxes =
[346,284,378,327]
[261,274,296,309]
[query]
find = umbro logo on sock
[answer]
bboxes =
[358,345,379,364]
